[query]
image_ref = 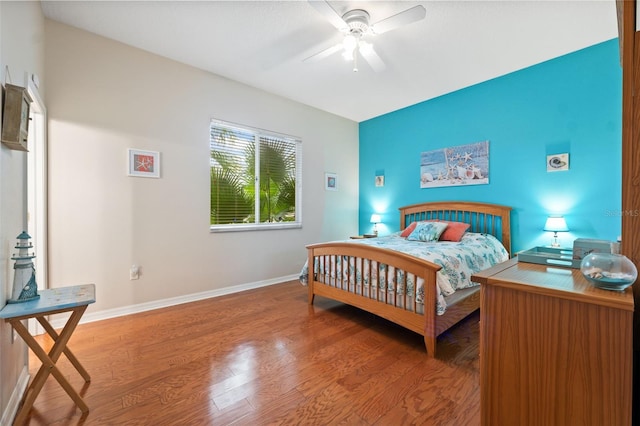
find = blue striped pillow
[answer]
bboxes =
[406,221,449,242]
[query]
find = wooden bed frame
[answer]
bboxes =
[306,201,512,356]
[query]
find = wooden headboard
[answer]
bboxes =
[399,201,512,257]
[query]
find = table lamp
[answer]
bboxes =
[370,214,381,236]
[544,215,569,248]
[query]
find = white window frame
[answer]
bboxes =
[209,119,302,232]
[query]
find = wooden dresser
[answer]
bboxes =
[472,258,634,426]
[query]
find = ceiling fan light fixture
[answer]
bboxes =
[342,33,362,61]
[343,34,357,53]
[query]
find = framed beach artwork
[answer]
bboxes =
[128,149,160,178]
[325,172,337,191]
[420,140,489,188]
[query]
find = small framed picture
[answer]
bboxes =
[547,153,569,172]
[128,149,160,178]
[325,172,337,191]
[375,175,385,187]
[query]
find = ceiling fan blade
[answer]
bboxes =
[370,5,426,35]
[308,0,349,32]
[359,43,386,72]
[303,43,343,63]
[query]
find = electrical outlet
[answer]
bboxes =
[130,264,140,280]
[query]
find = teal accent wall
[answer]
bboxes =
[359,39,622,253]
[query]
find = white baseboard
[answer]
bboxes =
[1,366,29,426]
[49,274,299,329]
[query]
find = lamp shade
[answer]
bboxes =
[544,216,569,232]
[370,214,381,224]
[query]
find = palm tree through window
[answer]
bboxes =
[210,120,301,230]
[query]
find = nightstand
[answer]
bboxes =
[350,234,376,239]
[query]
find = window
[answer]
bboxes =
[210,119,302,231]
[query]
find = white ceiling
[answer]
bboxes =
[40,1,618,122]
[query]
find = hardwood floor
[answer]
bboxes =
[23,280,480,425]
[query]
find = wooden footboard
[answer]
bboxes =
[305,201,511,357]
[306,242,442,356]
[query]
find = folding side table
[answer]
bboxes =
[0,284,95,425]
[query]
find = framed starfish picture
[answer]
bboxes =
[128,149,160,178]
[419,140,489,188]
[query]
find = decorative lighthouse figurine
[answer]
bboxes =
[8,231,39,303]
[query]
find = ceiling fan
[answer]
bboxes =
[305,1,427,72]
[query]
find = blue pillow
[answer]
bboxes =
[406,221,449,242]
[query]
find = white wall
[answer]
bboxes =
[44,20,359,316]
[0,2,45,423]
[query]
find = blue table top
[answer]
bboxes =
[0,284,95,319]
